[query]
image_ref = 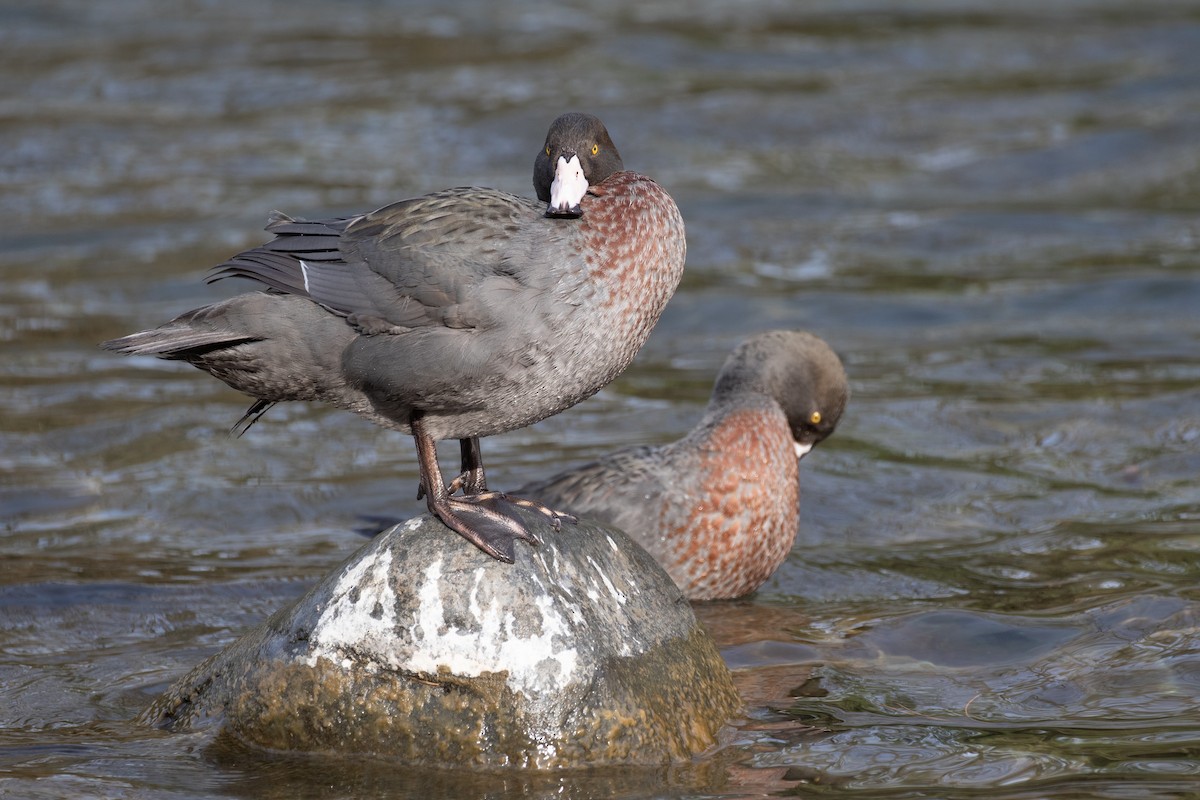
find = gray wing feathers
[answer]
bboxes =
[203,193,548,333]
[207,211,354,302]
[518,445,668,528]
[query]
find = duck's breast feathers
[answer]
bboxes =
[582,171,685,247]
[586,170,678,206]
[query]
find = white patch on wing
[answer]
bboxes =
[548,154,588,213]
[298,259,311,294]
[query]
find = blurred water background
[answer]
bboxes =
[2,1,1199,798]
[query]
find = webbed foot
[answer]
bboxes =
[491,492,578,531]
[411,422,574,562]
[428,492,544,563]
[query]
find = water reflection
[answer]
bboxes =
[3,0,1200,798]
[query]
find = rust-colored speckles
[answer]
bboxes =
[571,172,686,383]
[662,404,799,601]
[579,172,685,296]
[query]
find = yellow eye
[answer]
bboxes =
[591,143,599,155]
[545,146,551,156]
[809,411,822,425]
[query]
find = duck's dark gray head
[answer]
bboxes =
[712,330,850,457]
[534,112,625,217]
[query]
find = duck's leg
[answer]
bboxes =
[444,437,488,495]
[412,417,540,562]
[416,438,486,499]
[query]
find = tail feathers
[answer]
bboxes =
[101,292,362,413]
[100,327,260,359]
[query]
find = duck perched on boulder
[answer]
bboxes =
[103,113,687,562]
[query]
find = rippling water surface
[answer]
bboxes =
[3,1,1200,798]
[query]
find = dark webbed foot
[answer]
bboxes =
[428,493,543,563]
[428,492,579,561]
[493,493,578,531]
[412,422,572,562]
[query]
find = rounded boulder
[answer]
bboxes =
[142,512,740,767]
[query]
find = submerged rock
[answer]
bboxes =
[142,512,740,767]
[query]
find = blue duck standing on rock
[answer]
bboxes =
[102,113,687,562]
[516,331,849,600]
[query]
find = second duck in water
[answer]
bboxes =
[102,113,687,563]
[517,331,849,600]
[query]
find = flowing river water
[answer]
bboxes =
[2,1,1199,797]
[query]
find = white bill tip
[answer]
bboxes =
[794,441,814,460]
